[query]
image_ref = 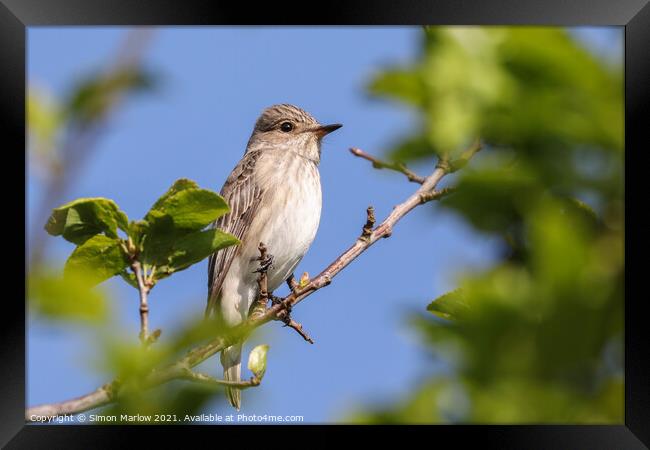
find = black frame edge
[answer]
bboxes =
[1,0,648,447]
[625,1,650,447]
[0,0,648,26]
[0,0,26,447]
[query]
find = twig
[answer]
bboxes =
[361,206,375,240]
[25,140,482,420]
[130,260,150,344]
[179,369,261,389]
[280,316,314,344]
[350,147,425,184]
[419,186,457,203]
[287,274,299,293]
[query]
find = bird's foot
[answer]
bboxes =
[253,253,274,274]
[249,291,274,318]
[271,295,292,320]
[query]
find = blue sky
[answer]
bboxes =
[27,26,622,423]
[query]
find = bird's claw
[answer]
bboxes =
[271,295,292,324]
[253,253,274,274]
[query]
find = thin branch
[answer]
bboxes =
[280,316,314,344]
[25,140,482,421]
[130,260,150,344]
[419,186,457,204]
[350,147,425,184]
[26,381,120,419]
[178,369,261,389]
[286,274,299,293]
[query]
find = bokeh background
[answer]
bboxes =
[27,26,623,423]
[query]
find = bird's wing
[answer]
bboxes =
[206,150,264,318]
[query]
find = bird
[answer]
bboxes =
[206,104,342,409]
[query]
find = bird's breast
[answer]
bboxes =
[256,156,322,291]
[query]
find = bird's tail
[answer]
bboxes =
[220,343,242,410]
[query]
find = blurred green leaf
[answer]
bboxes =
[369,69,426,108]
[370,27,621,170]
[348,381,451,424]
[387,134,433,162]
[67,68,157,123]
[28,86,64,158]
[45,197,129,245]
[98,335,171,383]
[426,289,468,320]
[440,161,541,233]
[355,26,623,424]
[64,234,128,285]
[28,268,108,323]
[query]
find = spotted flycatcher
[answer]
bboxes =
[206,104,342,409]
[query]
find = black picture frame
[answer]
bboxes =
[4,0,648,447]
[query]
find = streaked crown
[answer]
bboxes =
[253,104,319,132]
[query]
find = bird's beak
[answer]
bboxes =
[313,123,342,138]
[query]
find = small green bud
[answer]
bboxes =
[247,345,269,380]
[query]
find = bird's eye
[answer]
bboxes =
[280,122,293,132]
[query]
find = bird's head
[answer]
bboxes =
[246,104,342,163]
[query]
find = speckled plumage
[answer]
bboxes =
[206,104,341,409]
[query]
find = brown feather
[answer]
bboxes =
[205,149,264,318]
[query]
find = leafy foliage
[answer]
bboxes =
[137,178,236,278]
[45,197,129,245]
[43,178,238,288]
[64,234,129,285]
[31,177,243,416]
[354,27,623,423]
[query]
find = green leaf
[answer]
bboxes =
[64,235,129,285]
[127,219,149,250]
[119,270,139,289]
[441,161,541,233]
[166,229,239,273]
[67,68,158,124]
[368,68,426,108]
[144,179,229,232]
[563,197,599,226]
[149,178,199,209]
[389,134,434,162]
[247,345,269,380]
[28,268,108,323]
[28,86,64,157]
[45,197,129,245]
[426,289,468,320]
